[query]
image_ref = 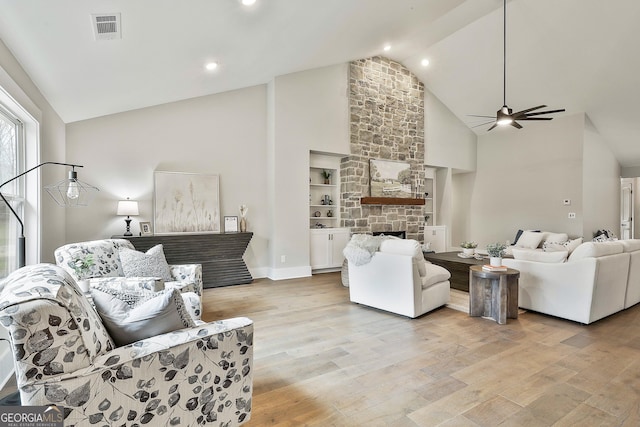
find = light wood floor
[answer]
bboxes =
[203,273,640,427]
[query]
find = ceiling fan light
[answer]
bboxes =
[496,106,513,126]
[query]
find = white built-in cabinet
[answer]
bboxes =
[309,152,350,272]
[424,168,436,226]
[310,228,351,270]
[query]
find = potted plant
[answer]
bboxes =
[69,254,95,292]
[486,242,507,267]
[321,169,332,185]
[460,241,478,256]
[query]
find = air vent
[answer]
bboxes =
[91,13,121,40]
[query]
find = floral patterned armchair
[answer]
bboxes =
[0,264,253,426]
[54,239,203,319]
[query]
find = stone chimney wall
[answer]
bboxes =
[341,56,426,242]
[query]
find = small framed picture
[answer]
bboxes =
[140,221,153,236]
[224,216,239,232]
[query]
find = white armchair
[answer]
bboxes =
[347,237,451,318]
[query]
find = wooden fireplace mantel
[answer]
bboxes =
[360,197,426,206]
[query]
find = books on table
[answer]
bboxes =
[482,264,507,272]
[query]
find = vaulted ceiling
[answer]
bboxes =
[1,0,639,166]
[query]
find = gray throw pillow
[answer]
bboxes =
[91,286,195,346]
[119,244,173,281]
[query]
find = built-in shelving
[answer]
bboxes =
[309,166,339,228]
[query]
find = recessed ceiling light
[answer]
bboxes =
[421,58,430,67]
[241,0,257,5]
[383,44,391,52]
[205,62,218,71]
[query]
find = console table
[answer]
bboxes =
[115,233,253,289]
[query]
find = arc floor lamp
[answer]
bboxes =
[0,161,99,268]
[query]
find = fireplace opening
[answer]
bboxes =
[372,230,406,239]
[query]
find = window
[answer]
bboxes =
[0,105,23,279]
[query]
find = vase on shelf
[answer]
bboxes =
[489,257,502,267]
[240,217,247,232]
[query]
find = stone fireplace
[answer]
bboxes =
[341,56,426,242]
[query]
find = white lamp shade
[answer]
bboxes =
[117,200,139,216]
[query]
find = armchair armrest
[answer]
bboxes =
[170,264,203,296]
[20,317,253,426]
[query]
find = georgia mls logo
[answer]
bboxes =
[0,405,64,427]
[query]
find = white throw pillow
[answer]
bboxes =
[542,232,569,245]
[91,287,195,346]
[563,237,583,254]
[119,244,173,281]
[514,231,544,249]
[512,248,568,263]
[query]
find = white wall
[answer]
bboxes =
[425,89,477,171]
[268,64,349,279]
[467,114,586,247]
[0,38,67,388]
[66,85,270,277]
[582,118,621,238]
[65,63,349,280]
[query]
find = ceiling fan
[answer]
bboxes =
[471,0,565,131]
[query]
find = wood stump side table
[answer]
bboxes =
[469,266,520,324]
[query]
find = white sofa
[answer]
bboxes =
[347,238,451,318]
[503,240,640,324]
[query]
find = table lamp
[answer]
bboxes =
[117,198,139,236]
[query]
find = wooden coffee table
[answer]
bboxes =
[423,251,486,292]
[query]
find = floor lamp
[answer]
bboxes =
[0,161,99,268]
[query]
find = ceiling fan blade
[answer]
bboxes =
[487,123,498,131]
[511,105,546,117]
[471,120,496,128]
[511,121,523,129]
[524,108,566,117]
[468,114,496,118]
[518,117,553,121]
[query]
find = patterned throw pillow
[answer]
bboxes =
[119,244,173,281]
[91,286,195,346]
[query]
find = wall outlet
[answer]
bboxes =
[280,255,286,263]
[563,199,571,205]
[568,212,576,219]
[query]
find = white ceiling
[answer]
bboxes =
[1,0,640,166]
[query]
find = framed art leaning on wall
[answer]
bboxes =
[154,171,220,234]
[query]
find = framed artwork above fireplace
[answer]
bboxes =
[369,158,412,198]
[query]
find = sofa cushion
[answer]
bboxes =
[119,244,173,281]
[91,286,195,346]
[514,231,544,249]
[620,239,640,253]
[568,241,624,262]
[379,238,426,276]
[542,232,569,245]
[420,263,451,289]
[512,248,568,263]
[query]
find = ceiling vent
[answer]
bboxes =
[91,13,121,41]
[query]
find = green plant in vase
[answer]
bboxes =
[486,242,507,266]
[321,169,332,185]
[460,241,478,256]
